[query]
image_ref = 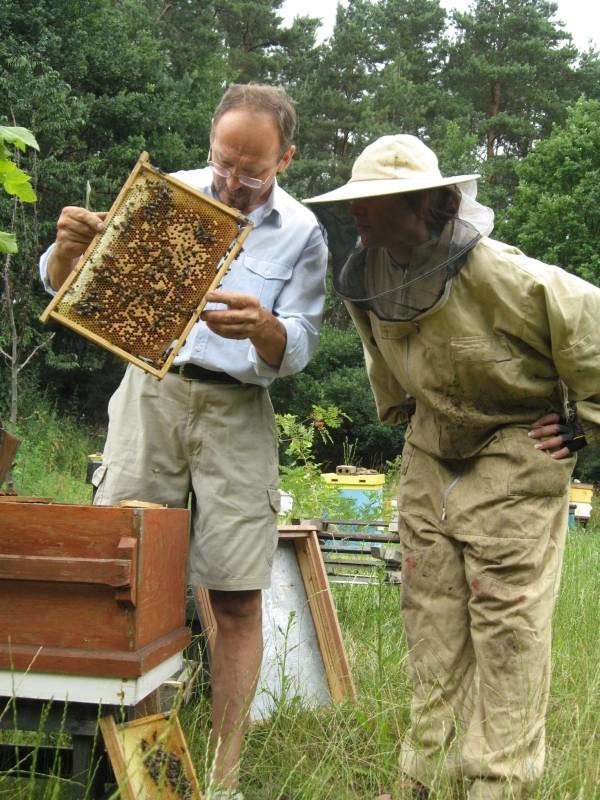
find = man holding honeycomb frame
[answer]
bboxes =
[40,83,328,800]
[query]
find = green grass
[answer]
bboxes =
[8,405,103,504]
[179,522,599,800]
[1,414,599,798]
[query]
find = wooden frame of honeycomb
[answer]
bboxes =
[40,152,253,378]
[100,712,203,800]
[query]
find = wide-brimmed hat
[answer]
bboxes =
[304,134,480,204]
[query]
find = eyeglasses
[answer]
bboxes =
[208,160,274,190]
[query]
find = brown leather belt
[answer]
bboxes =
[169,363,242,384]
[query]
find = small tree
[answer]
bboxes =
[276,404,359,521]
[0,126,37,253]
[0,126,54,426]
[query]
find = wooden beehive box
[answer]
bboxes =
[40,152,253,378]
[0,502,191,678]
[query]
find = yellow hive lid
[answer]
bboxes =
[569,483,594,503]
[322,472,385,488]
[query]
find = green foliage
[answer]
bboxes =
[214,0,288,83]
[278,460,370,522]
[275,403,365,520]
[6,407,599,798]
[432,119,481,178]
[371,0,451,136]
[0,125,38,253]
[0,0,226,416]
[272,324,406,471]
[187,524,600,800]
[1,19,598,800]
[573,445,600,485]
[10,396,103,503]
[498,98,600,286]
[0,524,598,797]
[276,404,349,466]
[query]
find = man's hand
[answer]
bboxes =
[48,207,107,290]
[56,206,106,260]
[528,412,587,460]
[201,290,287,368]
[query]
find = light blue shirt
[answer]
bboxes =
[39,167,328,386]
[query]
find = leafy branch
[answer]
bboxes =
[276,404,350,467]
[0,125,39,254]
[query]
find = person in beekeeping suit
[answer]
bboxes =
[305,134,600,800]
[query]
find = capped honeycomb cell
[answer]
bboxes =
[40,152,253,378]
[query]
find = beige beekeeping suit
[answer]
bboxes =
[347,236,600,797]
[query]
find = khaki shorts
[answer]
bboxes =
[93,366,280,591]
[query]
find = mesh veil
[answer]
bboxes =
[312,182,493,322]
[334,217,481,321]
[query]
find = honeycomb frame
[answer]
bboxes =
[40,152,253,378]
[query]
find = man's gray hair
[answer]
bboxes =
[212,83,297,154]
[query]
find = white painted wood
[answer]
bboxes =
[250,539,331,722]
[0,652,182,705]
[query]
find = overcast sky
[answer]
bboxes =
[280,0,599,51]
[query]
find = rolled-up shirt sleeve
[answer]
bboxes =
[249,226,327,379]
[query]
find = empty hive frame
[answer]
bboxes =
[40,152,253,378]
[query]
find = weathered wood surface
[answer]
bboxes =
[0,429,20,487]
[0,503,191,677]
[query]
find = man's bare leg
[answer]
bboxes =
[200,588,263,792]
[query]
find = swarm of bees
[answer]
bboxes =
[53,170,247,370]
[140,735,194,800]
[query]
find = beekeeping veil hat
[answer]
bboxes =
[305,134,484,204]
[304,134,494,321]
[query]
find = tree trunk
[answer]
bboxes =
[487,79,502,159]
[1,203,20,427]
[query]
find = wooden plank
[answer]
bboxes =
[0,581,137,652]
[0,503,144,555]
[320,543,382,555]
[326,573,381,585]
[196,525,357,716]
[0,553,133,587]
[134,508,190,648]
[0,742,73,776]
[0,697,120,735]
[0,496,52,504]
[193,588,216,652]
[0,628,190,678]
[99,714,137,800]
[320,518,391,527]
[293,529,357,703]
[0,503,190,676]
[317,530,400,543]
[321,557,382,568]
